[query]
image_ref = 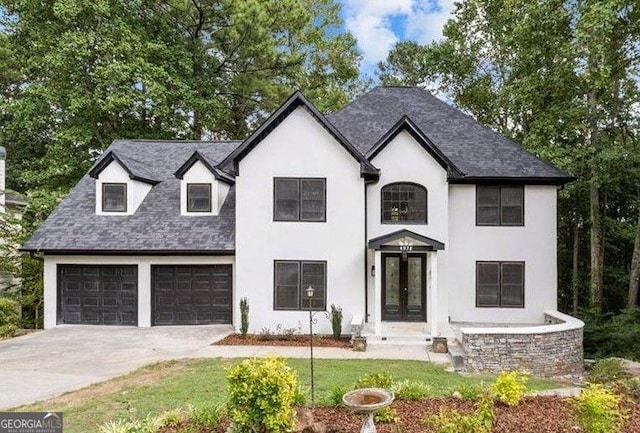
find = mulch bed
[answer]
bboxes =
[161,396,640,433]
[214,333,352,348]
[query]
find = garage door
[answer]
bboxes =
[58,265,138,325]
[152,265,232,325]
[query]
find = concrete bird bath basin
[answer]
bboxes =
[342,388,394,433]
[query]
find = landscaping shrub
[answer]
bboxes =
[422,396,493,433]
[226,357,298,433]
[240,298,249,337]
[587,358,630,384]
[491,370,528,406]
[572,383,626,433]
[330,304,343,339]
[325,384,351,406]
[392,379,432,400]
[451,382,486,401]
[0,297,19,339]
[374,406,400,423]
[158,408,185,428]
[188,404,224,427]
[581,307,640,361]
[618,376,640,400]
[293,384,309,406]
[354,371,394,389]
[97,414,160,433]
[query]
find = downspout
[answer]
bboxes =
[364,182,368,322]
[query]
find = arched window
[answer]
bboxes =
[381,183,428,223]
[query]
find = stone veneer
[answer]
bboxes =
[460,311,584,377]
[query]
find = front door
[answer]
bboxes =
[382,254,426,321]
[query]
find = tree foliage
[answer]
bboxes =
[379,0,640,318]
[0,0,366,326]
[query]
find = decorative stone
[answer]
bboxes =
[294,408,314,432]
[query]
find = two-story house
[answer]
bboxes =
[22,87,574,340]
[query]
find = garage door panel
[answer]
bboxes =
[58,265,138,326]
[152,265,232,325]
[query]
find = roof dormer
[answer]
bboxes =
[174,151,234,216]
[89,151,158,216]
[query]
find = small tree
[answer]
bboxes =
[226,357,298,433]
[330,304,343,339]
[239,297,249,338]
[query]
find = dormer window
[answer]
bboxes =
[102,183,127,212]
[187,183,212,213]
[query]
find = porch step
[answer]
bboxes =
[367,334,432,346]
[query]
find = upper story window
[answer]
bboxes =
[274,178,326,222]
[476,185,524,226]
[102,183,127,212]
[381,183,427,224]
[476,261,524,308]
[187,183,212,213]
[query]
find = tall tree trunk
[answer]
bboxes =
[628,205,640,307]
[588,89,604,311]
[572,220,580,314]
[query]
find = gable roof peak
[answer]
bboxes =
[88,150,159,185]
[220,90,379,180]
[174,150,234,185]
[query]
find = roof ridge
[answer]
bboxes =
[117,139,242,144]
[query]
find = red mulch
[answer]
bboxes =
[213,333,352,348]
[159,396,640,433]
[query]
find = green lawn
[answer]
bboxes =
[18,358,562,433]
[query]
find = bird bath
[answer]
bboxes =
[342,388,394,433]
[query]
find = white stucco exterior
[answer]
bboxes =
[448,184,558,323]
[235,107,365,335]
[179,160,229,216]
[95,161,152,215]
[43,255,235,329]
[365,130,450,336]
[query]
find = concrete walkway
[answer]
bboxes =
[0,326,447,409]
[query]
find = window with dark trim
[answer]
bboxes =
[274,178,326,222]
[476,261,524,308]
[102,183,127,212]
[381,183,428,223]
[187,183,212,212]
[274,260,326,311]
[476,185,524,226]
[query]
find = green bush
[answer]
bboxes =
[452,382,487,401]
[240,298,249,337]
[374,406,399,423]
[423,396,493,433]
[226,357,298,433]
[97,414,160,433]
[581,307,640,361]
[325,384,351,406]
[491,371,528,406]
[587,358,630,384]
[0,297,19,338]
[572,383,626,433]
[293,384,309,406]
[392,380,432,400]
[354,371,394,389]
[330,304,343,339]
[188,404,224,427]
[158,408,185,428]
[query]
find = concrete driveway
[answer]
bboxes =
[0,325,232,409]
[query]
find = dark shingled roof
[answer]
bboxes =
[23,87,573,253]
[328,86,571,181]
[22,140,240,253]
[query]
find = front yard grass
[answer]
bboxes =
[17,358,562,433]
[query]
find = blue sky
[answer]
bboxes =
[337,0,456,75]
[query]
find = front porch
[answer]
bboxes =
[366,229,448,339]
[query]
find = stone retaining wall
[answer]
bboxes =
[460,311,584,377]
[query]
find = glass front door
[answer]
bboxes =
[382,254,426,321]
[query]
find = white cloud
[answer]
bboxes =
[340,0,456,72]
